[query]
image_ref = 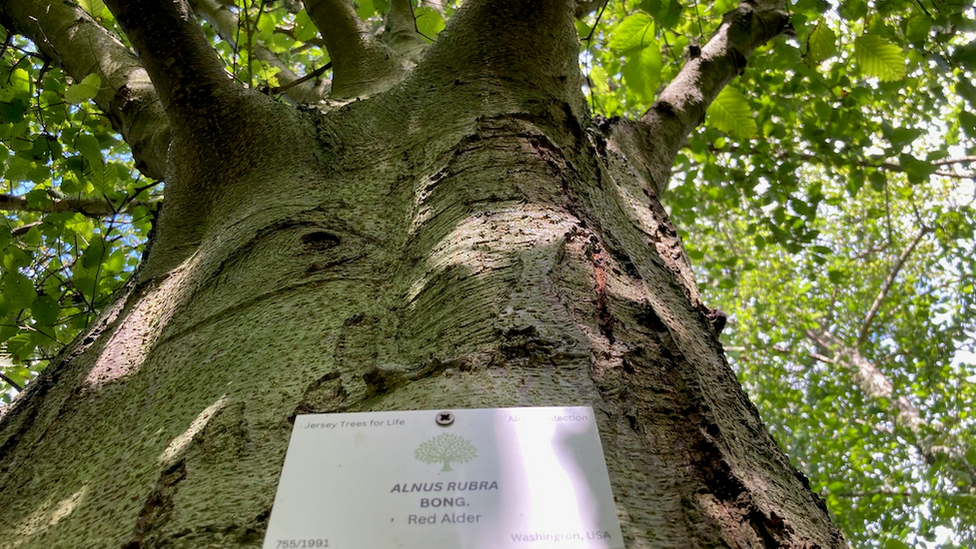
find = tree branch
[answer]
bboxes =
[383,0,429,61]
[273,62,331,94]
[0,193,157,217]
[575,0,610,18]
[415,0,581,101]
[0,371,23,392]
[189,0,328,103]
[933,155,976,166]
[857,227,931,346]
[808,328,976,490]
[711,144,976,181]
[833,489,976,499]
[303,0,409,98]
[0,0,170,179]
[605,0,792,194]
[102,0,242,133]
[10,222,41,237]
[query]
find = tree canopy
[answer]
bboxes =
[0,0,974,547]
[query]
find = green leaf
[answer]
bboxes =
[806,22,836,64]
[957,78,976,107]
[82,237,108,270]
[883,540,911,549]
[954,38,976,71]
[899,154,935,184]
[641,0,683,29]
[706,87,757,140]
[609,13,655,52]
[415,7,445,39]
[89,164,117,194]
[853,35,906,81]
[589,65,610,94]
[293,10,319,42]
[64,74,101,104]
[839,0,867,20]
[880,121,921,147]
[22,225,41,247]
[3,247,32,271]
[905,14,932,42]
[5,155,33,181]
[0,99,28,123]
[355,0,375,19]
[31,135,62,161]
[74,134,104,169]
[8,68,31,97]
[5,332,35,361]
[78,0,106,17]
[966,448,976,467]
[959,110,976,138]
[3,272,37,310]
[622,45,662,103]
[31,296,60,326]
[64,213,96,240]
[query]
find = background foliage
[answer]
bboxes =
[1,0,974,547]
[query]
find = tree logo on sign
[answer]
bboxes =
[415,433,477,471]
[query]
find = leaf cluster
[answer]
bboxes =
[0,30,156,399]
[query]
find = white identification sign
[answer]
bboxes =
[264,406,624,549]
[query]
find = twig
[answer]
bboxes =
[857,227,931,346]
[0,371,23,392]
[270,62,331,94]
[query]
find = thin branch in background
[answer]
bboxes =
[582,0,609,113]
[884,176,894,251]
[269,61,331,94]
[726,344,837,365]
[233,2,243,76]
[11,221,42,237]
[934,170,975,180]
[0,371,23,392]
[248,0,270,88]
[0,192,157,216]
[857,227,931,346]
[190,0,327,103]
[834,489,976,499]
[692,0,705,40]
[853,241,891,260]
[582,0,609,43]
[933,155,976,166]
[243,0,253,87]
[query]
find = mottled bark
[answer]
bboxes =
[0,1,845,548]
[303,0,408,98]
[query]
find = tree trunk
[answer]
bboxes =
[0,1,845,547]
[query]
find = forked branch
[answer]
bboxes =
[384,0,429,61]
[103,0,242,133]
[303,0,409,98]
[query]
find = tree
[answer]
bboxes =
[681,160,976,546]
[415,433,477,471]
[0,0,892,546]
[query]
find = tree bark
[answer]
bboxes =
[0,1,846,547]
